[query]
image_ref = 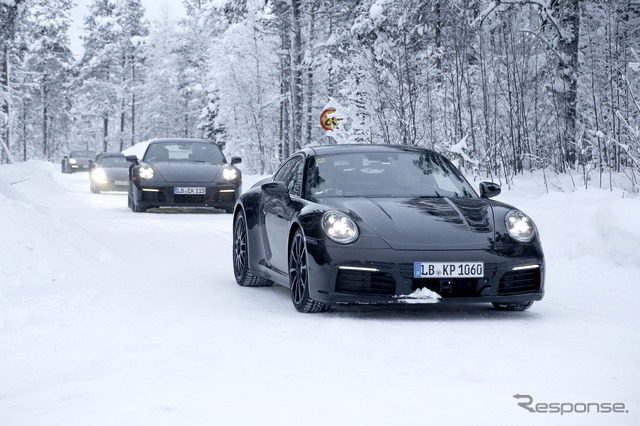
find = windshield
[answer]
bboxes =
[70,151,96,159]
[98,156,128,167]
[307,151,477,200]
[142,141,224,164]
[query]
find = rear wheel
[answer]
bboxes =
[289,230,329,313]
[233,212,272,287]
[492,301,534,311]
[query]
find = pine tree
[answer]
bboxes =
[23,0,74,160]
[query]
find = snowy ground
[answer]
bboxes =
[1,161,639,426]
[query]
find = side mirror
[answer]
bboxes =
[125,155,138,164]
[479,181,501,199]
[262,181,290,203]
[231,156,242,166]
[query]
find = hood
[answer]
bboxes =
[325,197,495,250]
[149,161,223,183]
[102,167,129,180]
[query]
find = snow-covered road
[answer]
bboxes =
[1,162,639,425]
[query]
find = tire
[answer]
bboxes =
[132,201,146,212]
[289,230,329,313]
[129,184,146,212]
[492,301,534,311]
[233,212,272,287]
[90,182,100,194]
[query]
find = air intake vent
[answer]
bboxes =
[499,269,540,294]
[335,270,396,295]
[174,194,205,203]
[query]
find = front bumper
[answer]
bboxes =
[305,243,544,306]
[95,182,128,192]
[70,162,91,171]
[133,182,240,209]
[93,173,129,192]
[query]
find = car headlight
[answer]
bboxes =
[138,166,154,179]
[222,168,238,180]
[92,168,107,184]
[69,158,77,164]
[322,210,359,244]
[505,210,536,243]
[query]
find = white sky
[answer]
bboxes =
[69,0,187,59]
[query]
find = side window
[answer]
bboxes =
[274,155,304,197]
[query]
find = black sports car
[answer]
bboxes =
[89,153,131,193]
[61,150,97,173]
[232,145,544,313]
[126,138,242,213]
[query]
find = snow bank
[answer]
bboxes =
[0,161,115,329]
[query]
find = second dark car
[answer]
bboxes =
[126,138,242,213]
[89,153,131,193]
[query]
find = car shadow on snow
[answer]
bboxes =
[143,207,230,214]
[266,286,541,322]
[328,303,542,322]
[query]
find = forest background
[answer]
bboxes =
[1,0,639,192]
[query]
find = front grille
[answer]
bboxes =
[174,194,205,204]
[499,269,540,294]
[335,270,396,295]
[412,278,480,297]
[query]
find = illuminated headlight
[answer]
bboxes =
[138,166,154,179]
[91,168,107,184]
[69,158,77,164]
[505,210,536,243]
[222,168,238,180]
[322,210,359,244]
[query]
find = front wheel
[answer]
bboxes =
[233,212,272,287]
[492,301,534,311]
[289,230,329,313]
[129,184,146,212]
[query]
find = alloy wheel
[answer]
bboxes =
[233,215,248,280]
[289,233,307,305]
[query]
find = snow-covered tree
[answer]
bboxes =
[22,0,74,161]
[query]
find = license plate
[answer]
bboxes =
[414,262,484,278]
[114,180,128,186]
[174,187,206,195]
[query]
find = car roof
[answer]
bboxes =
[147,138,216,144]
[306,144,435,156]
[97,152,124,157]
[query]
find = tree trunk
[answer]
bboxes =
[42,78,48,160]
[555,0,580,167]
[103,115,109,152]
[305,3,315,147]
[131,55,136,147]
[120,51,126,152]
[290,0,303,152]
[2,46,9,157]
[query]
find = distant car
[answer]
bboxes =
[89,153,131,193]
[61,150,97,173]
[232,145,544,313]
[126,138,242,213]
